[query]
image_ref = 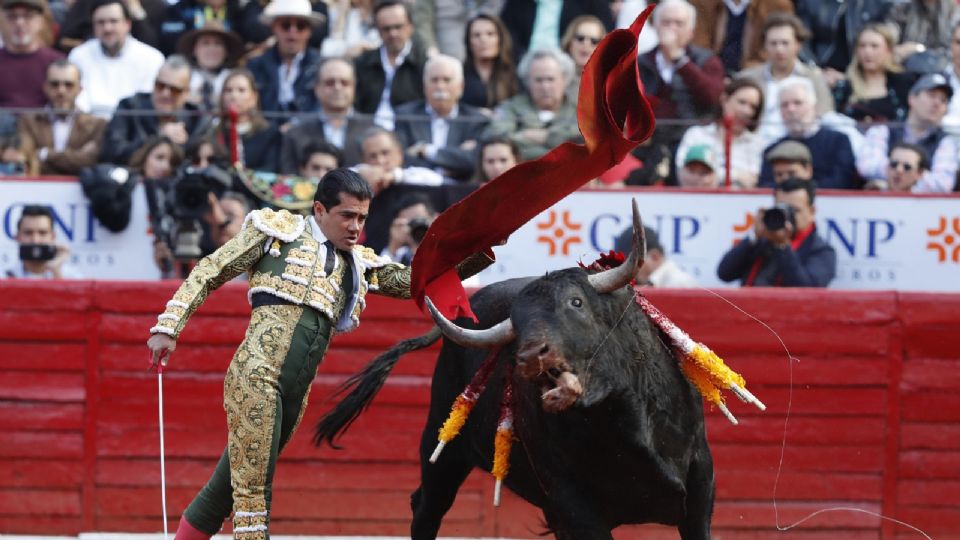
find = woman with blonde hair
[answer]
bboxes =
[832,23,914,124]
[560,14,606,102]
[205,68,281,172]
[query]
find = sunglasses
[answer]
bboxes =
[279,19,310,32]
[154,80,186,96]
[47,79,77,89]
[888,160,915,172]
[574,34,601,46]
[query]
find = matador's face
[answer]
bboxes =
[313,194,370,251]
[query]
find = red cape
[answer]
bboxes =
[411,8,657,320]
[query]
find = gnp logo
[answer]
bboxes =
[536,210,582,255]
[927,216,960,263]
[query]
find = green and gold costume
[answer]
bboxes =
[150,208,462,539]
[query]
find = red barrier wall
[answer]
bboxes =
[1,281,957,539]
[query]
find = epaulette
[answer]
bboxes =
[242,208,305,242]
[353,244,393,269]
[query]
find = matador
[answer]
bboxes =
[147,169,492,539]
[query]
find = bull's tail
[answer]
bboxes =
[314,326,442,448]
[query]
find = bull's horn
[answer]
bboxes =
[588,199,646,293]
[424,297,515,348]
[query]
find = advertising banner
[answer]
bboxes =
[1,179,160,280]
[476,190,960,292]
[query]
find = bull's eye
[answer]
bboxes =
[570,297,583,308]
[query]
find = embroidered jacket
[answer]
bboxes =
[149,208,411,338]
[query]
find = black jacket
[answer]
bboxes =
[99,93,202,166]
[717,226,837,287]
[499,0,613,61]
[278,114,375,172]
[393,100,490,181]
[797,0,892,71]
[352,40,428,115]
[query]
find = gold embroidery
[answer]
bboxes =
[373,263,412,299]
[152,225,266,338]
[224,304,300,534]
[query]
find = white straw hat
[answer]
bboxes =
[259,0,326,26]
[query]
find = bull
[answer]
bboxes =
[315,203,715,539]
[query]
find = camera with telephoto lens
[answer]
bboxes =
[407,217,432,245]
[19,243,57,262]
[167,165,233,260]
[762,203,797,232]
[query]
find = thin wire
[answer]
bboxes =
[158,367,169,540]
[579,293,635,389]
[698,287,933,540]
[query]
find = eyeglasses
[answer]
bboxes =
[888,160,915,172]
[47,79,77,89]
[574,34,601,46]
[278,19,310,32]
[154,80,186,96]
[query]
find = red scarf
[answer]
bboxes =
[410,8,657,320]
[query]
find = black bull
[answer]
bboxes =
[315,217,715,539]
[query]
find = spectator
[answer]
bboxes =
[0,135,29,175]
[410,0,504,60]
[483,47,581,160]
[246,0,324,115]
[3,205,81,279]
[560,15,606,102]
[237,0,327,54]
[56,0,163,52]
[320,0,379,58]
[832,23,913,124]
[185,133,229,169]
[299,140,342,180]
[176,21,244,112]
[129,135,184,276]
[18,59,107,175]
[99,55,200,166]
[461,13,520,112]
[381,192,437,264]
[886,0,959,61]
[688,0,793,74]
[202,68,282,172]
[157,0,242,56]
[717,178,836,287]
[676,77,765,188]
[943,22,960,131]
[499,0,613,60]
[623,138,675,186]
[475,136,520,182]
[765,139,813,183]
[353,0,428,129]
[796,0,891,84]
[206,190,250,247]
[638,0,725,146]
[864,142,929,192]
[354,126,446,193]
[68,0,165,117]
[737,13,834,144]
[614,225,697,287]
[0,0,64,108]
[280,57,374,171]
[757,77,859,189]
[676,144,719,188]
[394,54,490,181]
[857,73,958,193]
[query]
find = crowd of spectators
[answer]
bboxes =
[1,0,959,285]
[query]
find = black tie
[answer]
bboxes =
[323,240,336,276]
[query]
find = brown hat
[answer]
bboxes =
[176,21,245,68]
[767,140,812,165]
[2,0,45,12]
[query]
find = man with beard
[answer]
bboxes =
[0,0,64,109]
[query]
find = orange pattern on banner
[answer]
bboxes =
[926,216,960,263]
[731,213,754,245]
[536,210,583,256]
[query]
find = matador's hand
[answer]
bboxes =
[147,333,177,370]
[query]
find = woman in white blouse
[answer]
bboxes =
[676,77,766,189]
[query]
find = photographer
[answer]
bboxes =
[4,205,82,279]
[717,178,836,287]
[381,193,436,265]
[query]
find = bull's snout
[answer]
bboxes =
[515,339,583,413]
